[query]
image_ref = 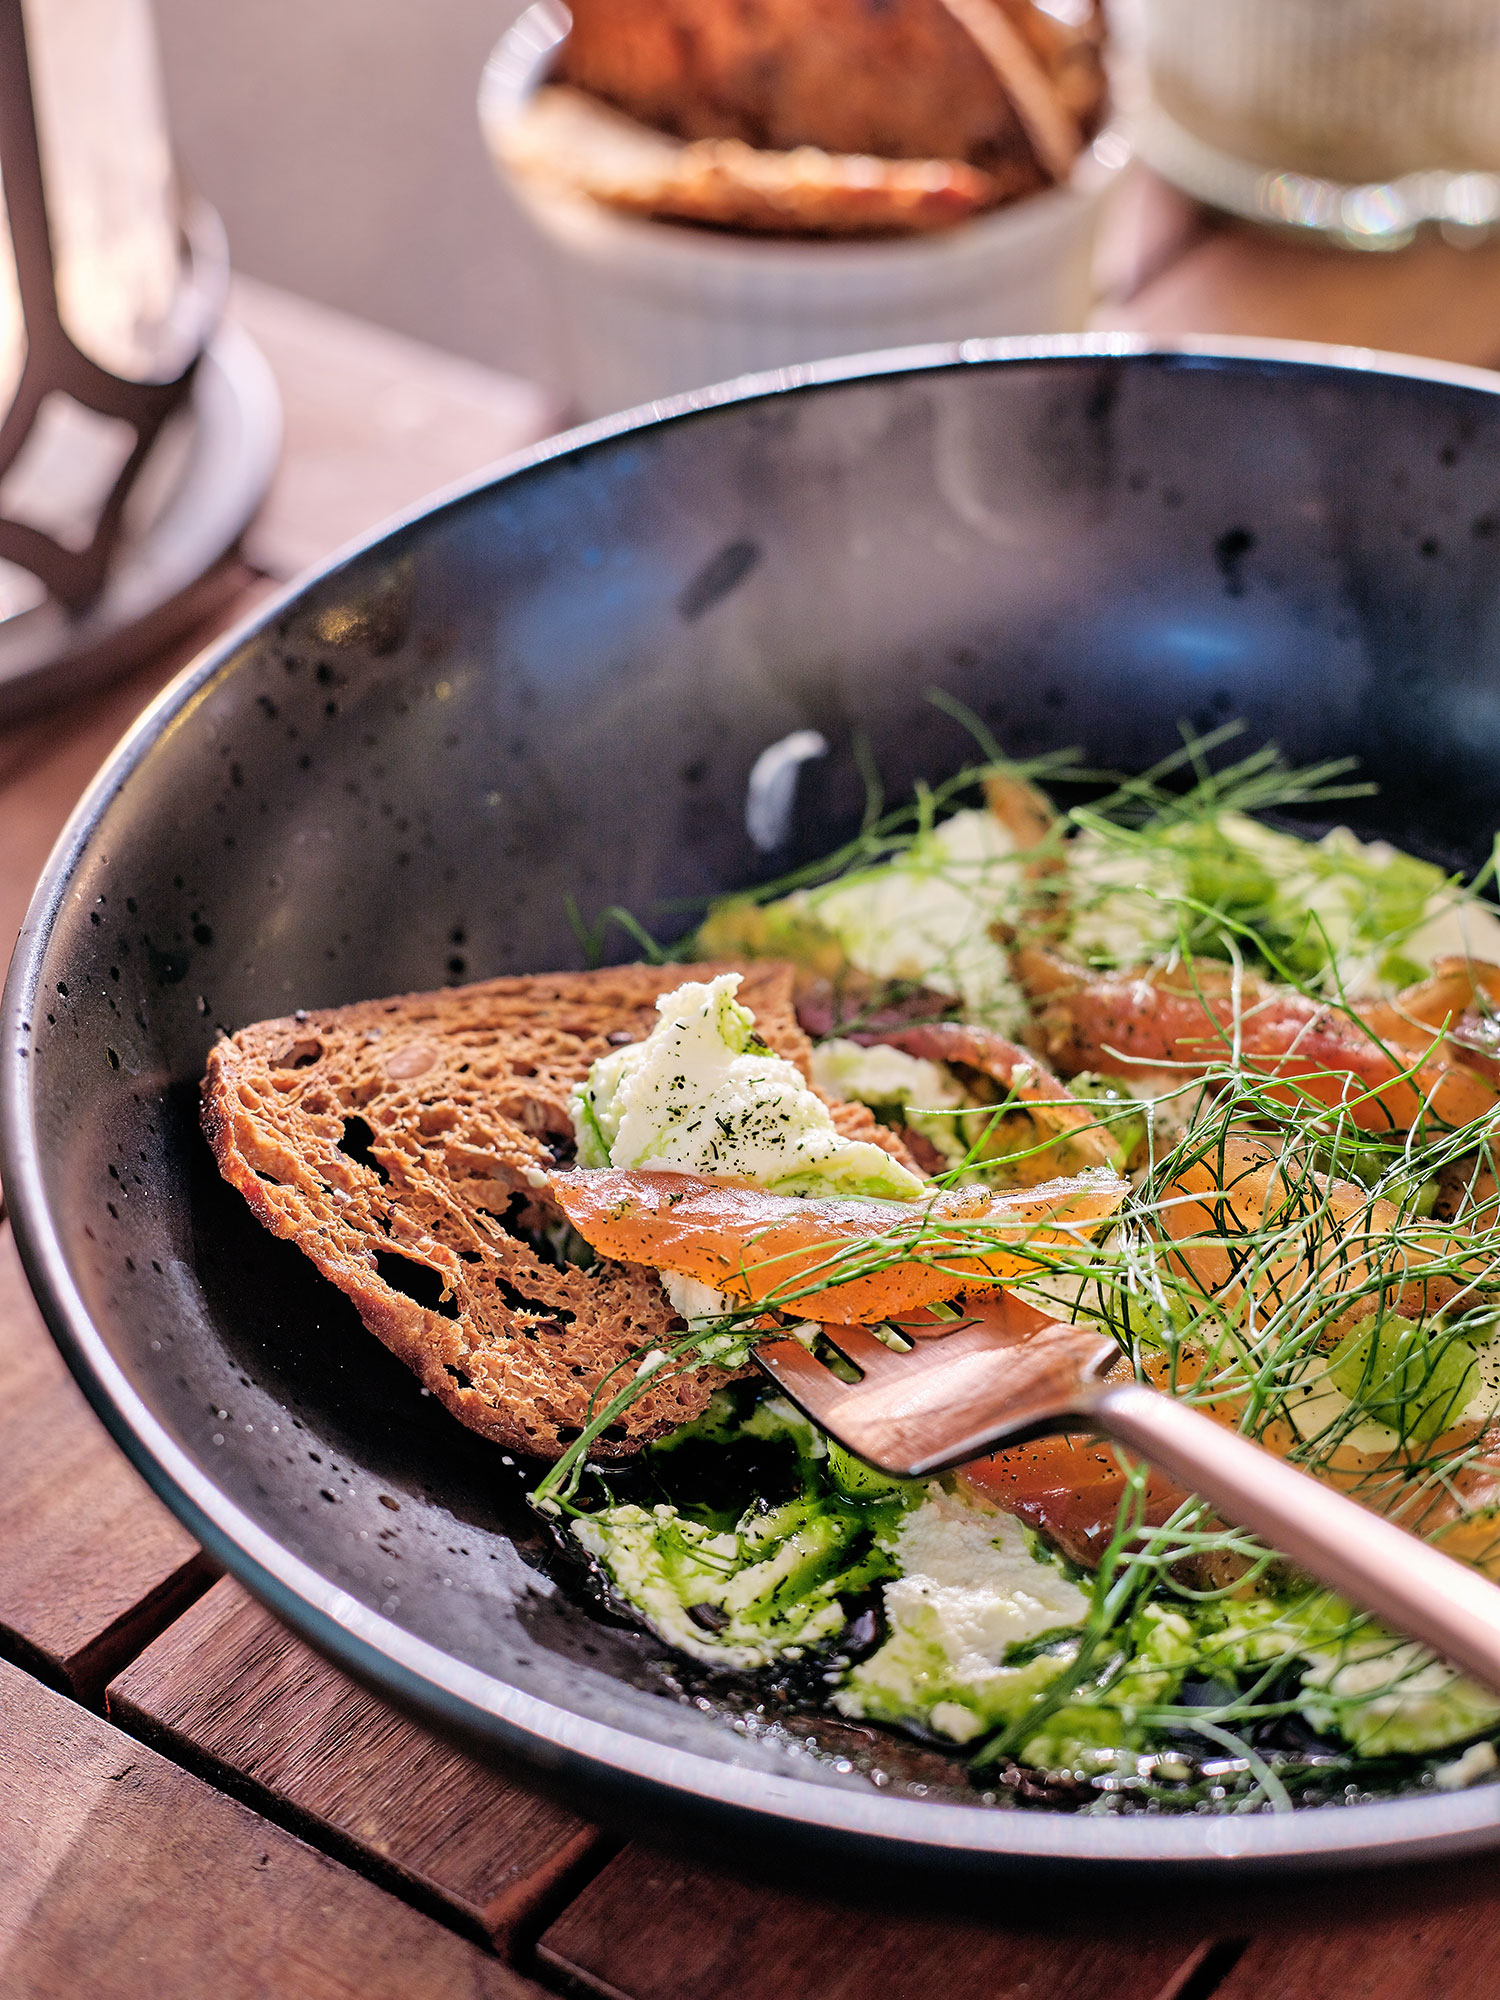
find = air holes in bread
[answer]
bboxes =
[374,1249,459,1319]
[275,1037,323,1069]
[202,961,807,1456]
[338,1114,390,1183]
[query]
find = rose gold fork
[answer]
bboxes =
[755,1289,1500,1696]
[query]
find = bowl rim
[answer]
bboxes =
[9,331,1500,1877]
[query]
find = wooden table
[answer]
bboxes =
[8,185,1500,1998]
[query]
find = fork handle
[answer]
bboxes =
[1094,1379,1500,1698]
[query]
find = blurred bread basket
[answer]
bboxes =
[481,0,1127,416]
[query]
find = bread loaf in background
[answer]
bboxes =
[556,0,1106,183]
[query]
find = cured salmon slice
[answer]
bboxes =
[959,1415,1192,1572]
[1158,1131,1479,1337]
[1014,946,1500,1134]
[1360,957,1500,1087]
[867,1020,1122,1179]
[552,1166,1127,1322]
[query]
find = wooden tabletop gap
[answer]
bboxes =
[501,1832,628,1982]
[107,1577,608,1963]
[1,1546,219,1709]
[1151,1939,1253,2000]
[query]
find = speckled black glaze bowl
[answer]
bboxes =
[9,336,1500,1894]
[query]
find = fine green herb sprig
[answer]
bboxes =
[1078,720,1377,829]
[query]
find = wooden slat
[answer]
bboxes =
[1092,164,1215,310]
[0,574,270,964]
[1205,1893,1500,2000]
[536,1849,1211,2000]
[229,276,563,582]
[1107,215,1500,371]
[0,1656,540,1998]
[0,1224,213,1700]
[108,1576,603,1953]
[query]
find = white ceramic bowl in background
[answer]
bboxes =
[480,1,1128,418]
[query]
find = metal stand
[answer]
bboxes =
[0,314,281,723]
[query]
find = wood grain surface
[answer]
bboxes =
[108,1577,603,1952]
[0,1224,212,1701]
[536,1849,1213,2000]
[1204,1894,1500,2000]
[0,574,271,968]
[0,1656,541,1998]
[1106,194,1500,370]
[229,277,562,582]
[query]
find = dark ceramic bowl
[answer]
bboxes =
[9,337,1500,1892]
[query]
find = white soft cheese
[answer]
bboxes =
[1065,824,1188,964]
[1403,891,1500,977]
[810,1037,980,1171]
[1216,1594,1500,1758]
[571,1502,849,1671]
[1183,814,1498,998]
[661,1270,735,1323]
[1282,1360,1406,1458]
[1227,812,1362,941]
[803,809,1030,1032]
[810,1038,964,1114]
[888,1485,1091,1637]
[1435,1739,1500,1790]
[1061,809,1489,997]
[1283,1324,1500,1453]
[658,1270,760,1363]
[572,973,923,1201]
[1301,1635,1500,1755]
[1226,817,1422,997]
[834,1486,1090,1742]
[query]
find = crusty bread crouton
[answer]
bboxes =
[498,85,1015,236]
[203,961,913,1460]
[556,0,1105,183]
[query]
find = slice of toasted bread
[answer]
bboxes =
[556,0,1102,177]
[497,85,1012,237]
[203,960,915,1461]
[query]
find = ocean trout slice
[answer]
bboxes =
[1015,946,1499,1134]
[960,1413,1191,1571]
[869,1020,1121,1179]
[957,1313,1500,1581]
[552,1167,1127,1322]
[1360,957,1500,1087]
[1159,1130,1483,1338]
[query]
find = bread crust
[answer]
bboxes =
[202,961,915,1462]
[498,86,1016,237]
[556,0,1104,176]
